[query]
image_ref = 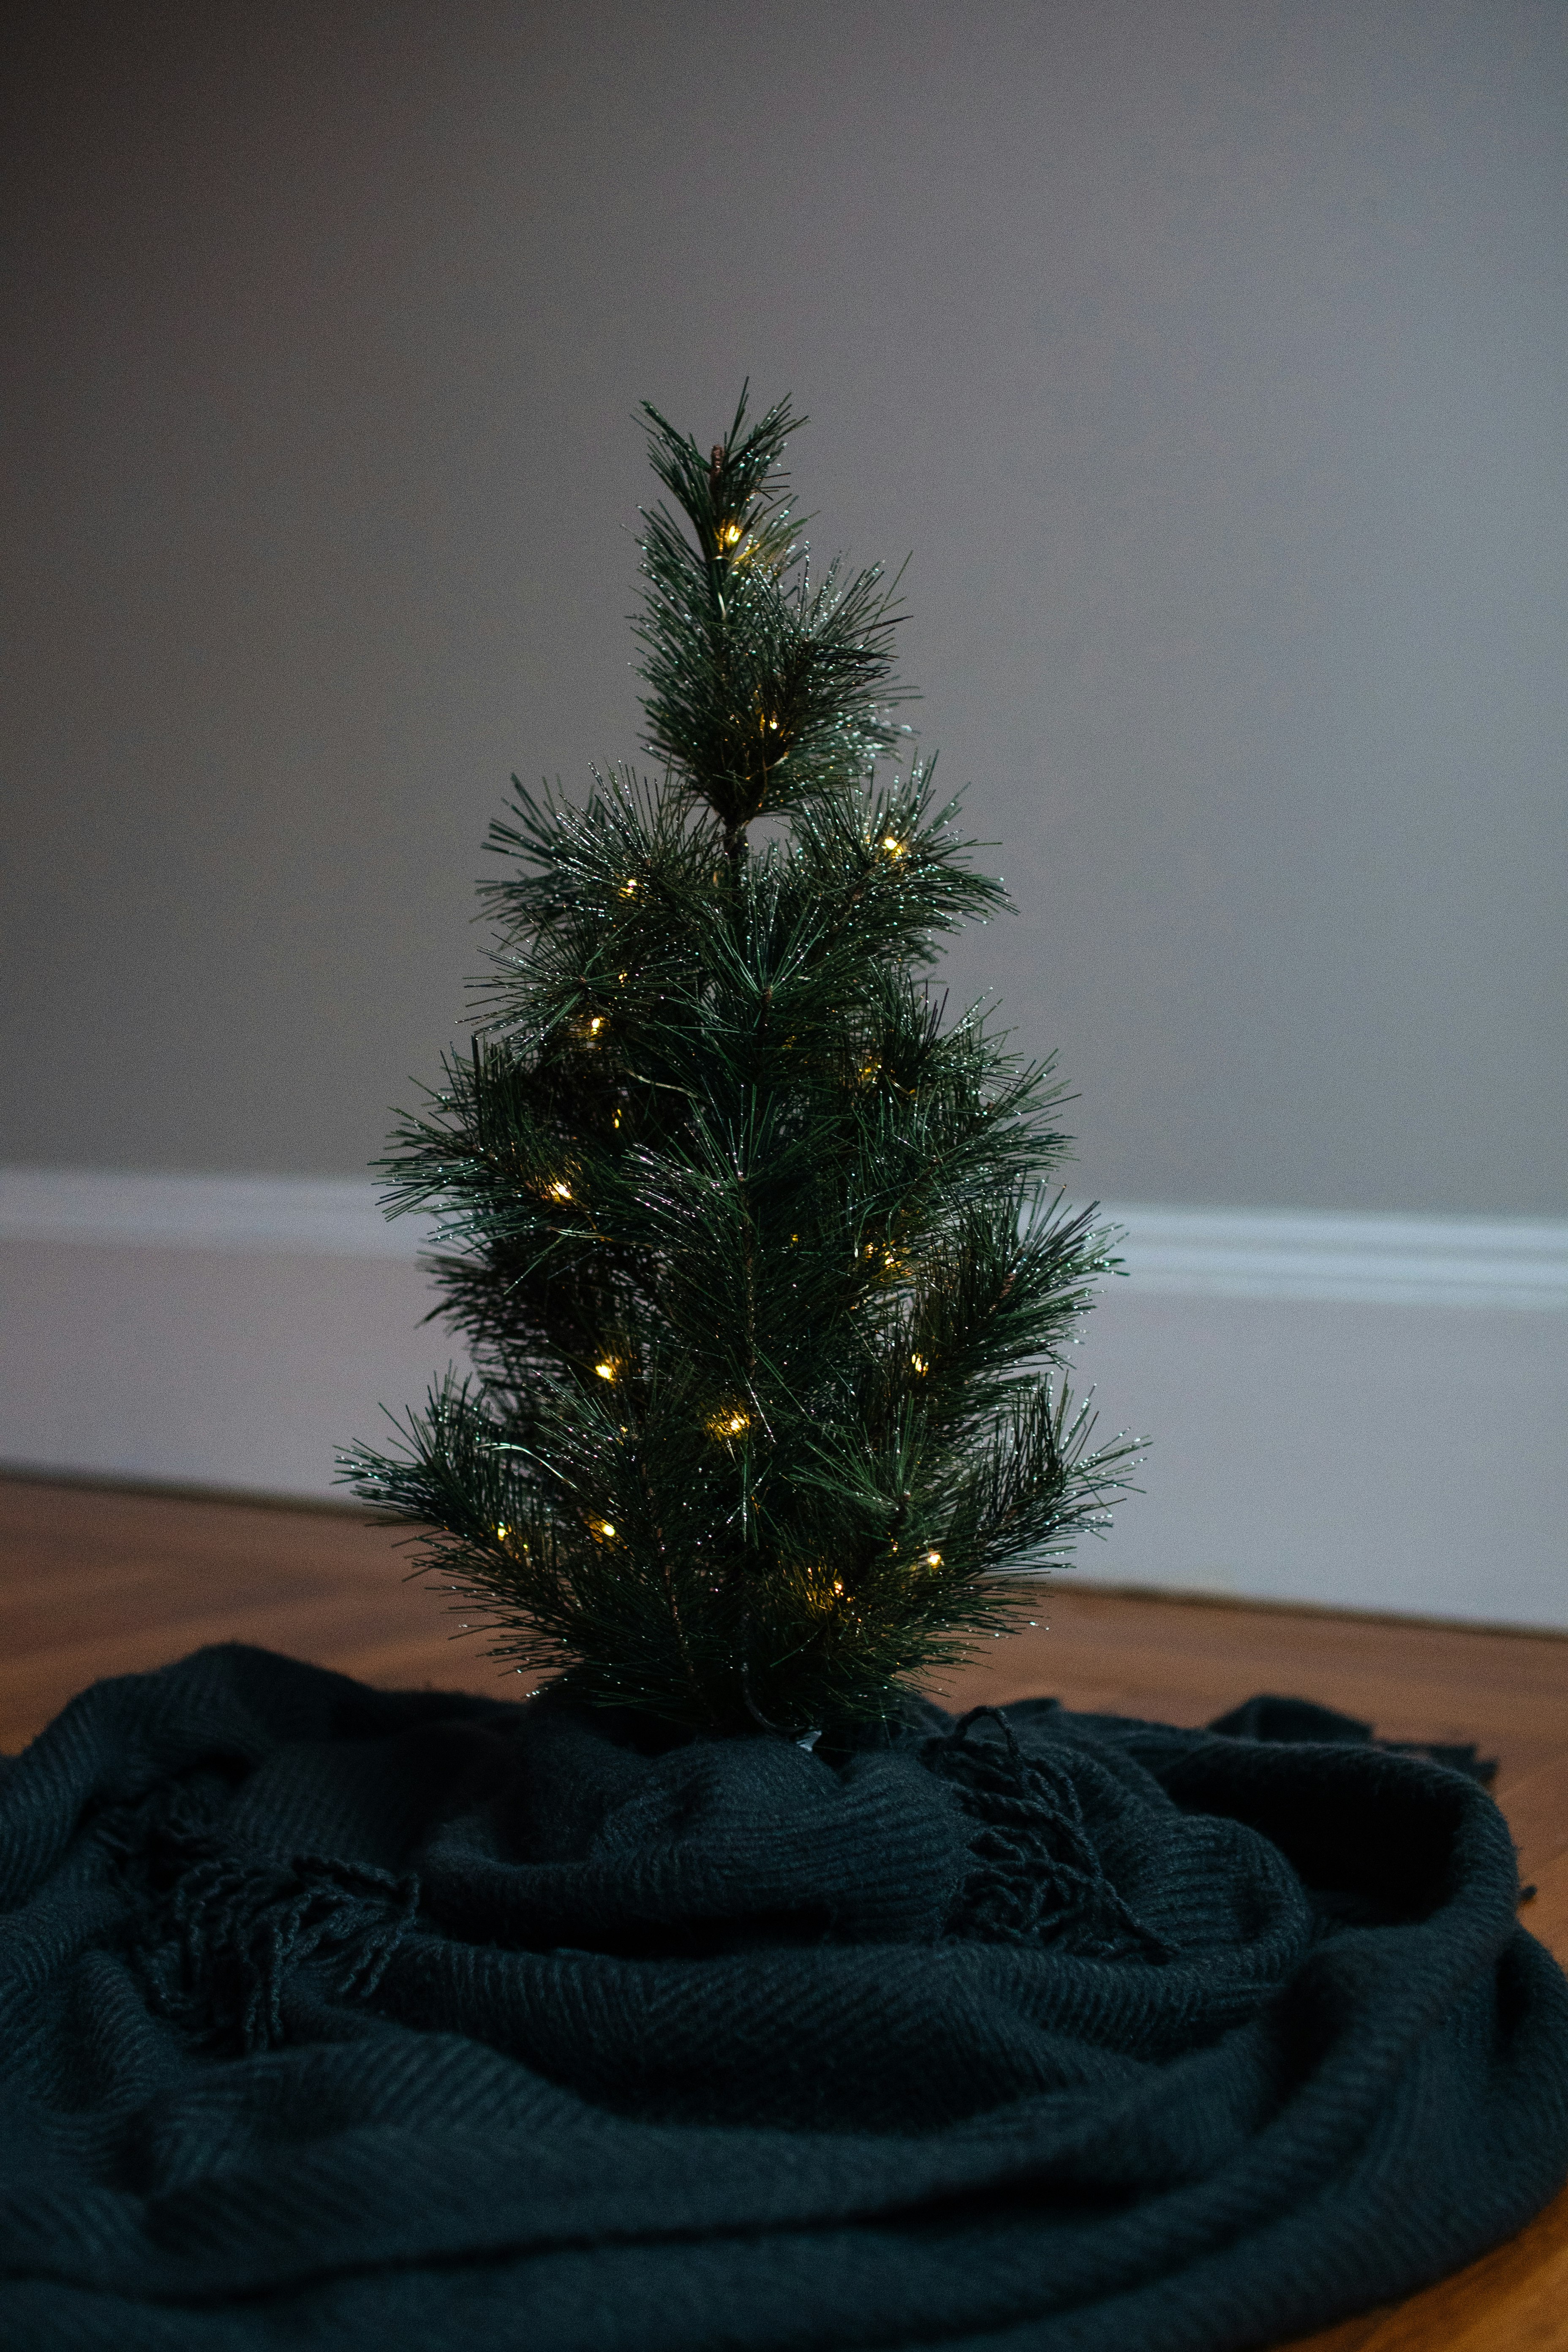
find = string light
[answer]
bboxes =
[587,1015,604,1038]
[619,878,638,898]
[589,1517,617,1542]
[594,1360,617,1383]
[717,518,744,550]
[547,1180,572,1202]
[708,1407,750,1439]
[910,1354,928,1375]
[613,1108,623,1129]
[880,834,907,858]
[925,1550,943,1568]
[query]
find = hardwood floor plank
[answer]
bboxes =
[1502,1757,1568,1890]
[1522,1849,1568,1968]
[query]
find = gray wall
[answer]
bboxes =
[5,0,1565,1214]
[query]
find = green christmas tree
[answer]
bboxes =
[342,392,1135,1737]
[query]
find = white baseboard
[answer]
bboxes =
[1105,1204,1568,1310]
[0,1168,433,1258]
[5,1169,1565,1304]
[3,1168,1565,1628]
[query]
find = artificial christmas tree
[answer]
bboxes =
[1,394,1564,2352]
[343,389,1136,1735]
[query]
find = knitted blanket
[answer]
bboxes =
[1,1645,1564,2351]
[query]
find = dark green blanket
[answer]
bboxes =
[1,1646,1564,2350]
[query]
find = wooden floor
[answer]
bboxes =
[3,1474,1565,2351]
